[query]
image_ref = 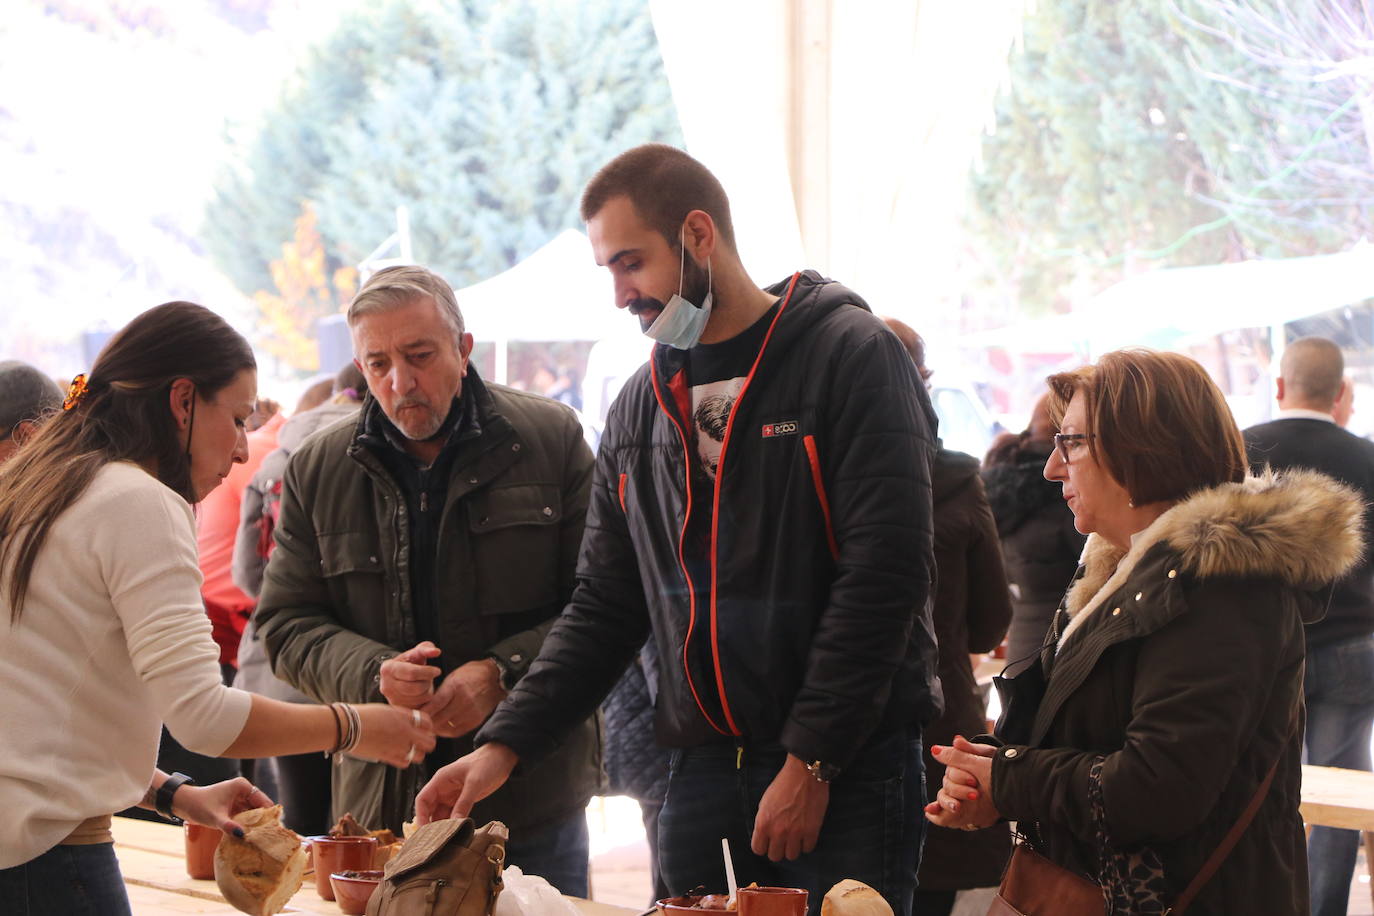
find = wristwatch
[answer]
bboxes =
[806,759,841,783]
[155,772,195,823]
[487,653,517,691]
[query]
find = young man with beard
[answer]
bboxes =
[416,145,942,915]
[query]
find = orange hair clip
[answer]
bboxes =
[63,373,89,411]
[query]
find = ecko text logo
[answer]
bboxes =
[761,420,799,438]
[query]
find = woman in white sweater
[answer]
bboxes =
[0,302,435,916]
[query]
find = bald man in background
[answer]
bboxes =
[1244,336,1374,916]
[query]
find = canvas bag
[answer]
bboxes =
[366,818,507,916]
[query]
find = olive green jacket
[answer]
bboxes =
[255,374,600,833]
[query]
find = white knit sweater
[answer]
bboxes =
[0,462,252,867]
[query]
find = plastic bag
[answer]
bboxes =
[493,865,581,916]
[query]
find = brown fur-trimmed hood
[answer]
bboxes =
[1061,468,1364,642]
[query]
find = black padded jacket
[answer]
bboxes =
[478,270,942,772]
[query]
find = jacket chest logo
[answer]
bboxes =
[761,420,799,438]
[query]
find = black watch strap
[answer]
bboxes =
[806,759,841,783]
[488,654,515,691]
[155,772,195,822]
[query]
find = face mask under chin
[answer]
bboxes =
[643,239,713,350]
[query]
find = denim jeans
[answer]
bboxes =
[1304,634,1374,916]
[659,730,925,916]
[0,843,131,916]
[505,806,591,899]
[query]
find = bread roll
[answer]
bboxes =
[373,840,404,869]
[820,880,893,916]
[214,806,308,915]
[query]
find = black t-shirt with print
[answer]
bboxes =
[682,300,779,567]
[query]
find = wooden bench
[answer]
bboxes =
[1301,764,1374,910]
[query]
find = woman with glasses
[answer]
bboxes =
[925,349,1359,914]
[0,302,435,916]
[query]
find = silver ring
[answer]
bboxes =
[411,709,422,727]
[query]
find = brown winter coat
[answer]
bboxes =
[991,469,1363,914]
[919,449,1015,890]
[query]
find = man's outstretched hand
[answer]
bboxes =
[414,743,519,825]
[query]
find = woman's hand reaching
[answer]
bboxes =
[174,777,276,838]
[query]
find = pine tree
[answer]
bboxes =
[203,0,681,296]
[967,0,1374,316]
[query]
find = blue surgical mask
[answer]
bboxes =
[644,230,713,350]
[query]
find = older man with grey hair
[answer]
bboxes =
[0,361,63,463]
[254,265,600,894]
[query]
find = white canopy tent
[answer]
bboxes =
[1084,243,1374,357]
[959,243,1374,359]
[454,229,622,383]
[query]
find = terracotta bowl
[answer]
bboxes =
[737,886,807,915]
[330,870,385,915]
[306,835,377,899]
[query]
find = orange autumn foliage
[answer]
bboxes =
[253,203,357,372]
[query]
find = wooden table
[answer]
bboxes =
[1300,764,1374,909]
[112,817,639,915]
[1301,764,1374,831]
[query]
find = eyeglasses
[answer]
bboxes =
[1053,432,1095,464]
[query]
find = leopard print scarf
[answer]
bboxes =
[1088,757,1173,914]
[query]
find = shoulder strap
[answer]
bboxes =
[1169,716,1294,914]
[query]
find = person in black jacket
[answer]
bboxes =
[981,395,1085,674]
[883,319,1013,916]
[1243,336,1374,916]
[416,144,941,916]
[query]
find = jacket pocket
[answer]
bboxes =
[466,483,562,615]
[317,530,388,631]
[318,530,386,576]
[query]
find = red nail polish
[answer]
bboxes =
[931,746,942,756]
[967,791,979,801]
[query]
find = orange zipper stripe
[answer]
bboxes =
[804,434,839,561]
[651,356,728,737]
[617,472,627,513]
[707,272,802,737]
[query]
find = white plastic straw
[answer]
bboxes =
[722,837,739,904]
